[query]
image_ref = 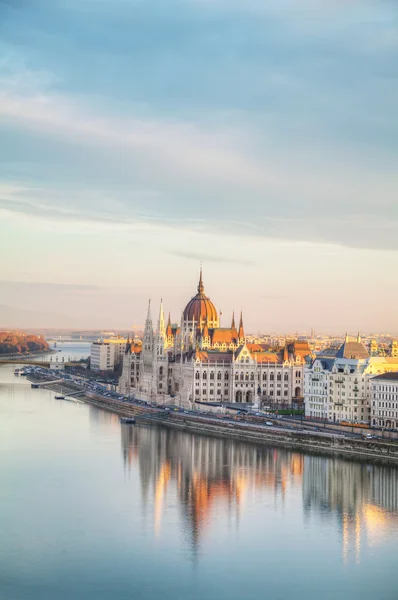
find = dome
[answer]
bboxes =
[183,270,218,326]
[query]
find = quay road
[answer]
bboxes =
[22,365,386,444]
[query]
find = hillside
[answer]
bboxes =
[0,331,49,355]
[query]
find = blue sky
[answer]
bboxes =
[0,0,397,332]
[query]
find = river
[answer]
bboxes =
[1,363,398,600]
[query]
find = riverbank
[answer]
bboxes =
[0,349,56,359]
[25,374,398,464]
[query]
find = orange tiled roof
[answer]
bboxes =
[253,352,282,364]
[210,328,238,345]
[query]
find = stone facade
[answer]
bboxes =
[119,271,311,408]
[305,335,398,424]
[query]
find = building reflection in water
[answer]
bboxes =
[121,424,303,551]
[121,424,398,559]
[302,456,398,564]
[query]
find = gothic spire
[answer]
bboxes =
[231,311,236,329]
[238,311,245,342]
[157,298,165,336]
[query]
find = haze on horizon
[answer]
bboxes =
[0,0,397,334]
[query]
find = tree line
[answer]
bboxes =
[0,332,49,355]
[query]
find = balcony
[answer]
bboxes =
[334,378,344,384]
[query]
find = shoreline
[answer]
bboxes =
[0,349,56,359]
[27,375,398,465]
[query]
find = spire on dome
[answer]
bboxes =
[197,263,204,294]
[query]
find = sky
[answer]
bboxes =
[0,0,397,334]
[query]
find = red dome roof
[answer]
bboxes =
[183,270,218,324]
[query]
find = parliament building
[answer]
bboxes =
[119,269,310,408]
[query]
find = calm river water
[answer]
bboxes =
[1,364,398,600]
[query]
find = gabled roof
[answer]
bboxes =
[194,349,234,364]
[210,328,238,344]
[253,352,282,364]
[335,340,369,360]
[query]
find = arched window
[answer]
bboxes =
[296,370,301,378]
[250,372,254,381]
[245,373,249,381]
[225,372,229,381]
[210,372,214,380]
[203,372,207,380]
[277,372,281,381]
[235,373,239,381]
[263,372,267,381]
[159,366,163,376]
[270,373,274,381]
[240,373,244,381]
[195,371,200,380]
[284,373,288,381]
[217,372,222,380]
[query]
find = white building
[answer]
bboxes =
[119,269,311,408]
[103,337,127,362]
[305,334,398,424]
[90,341,115,371]
[370,373,398,429]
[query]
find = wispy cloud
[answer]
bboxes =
[167,250,256,266]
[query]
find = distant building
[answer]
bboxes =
[90,341,115,371]
[370,373,398,429]
[90,337,128,371]
[305,334,398,424]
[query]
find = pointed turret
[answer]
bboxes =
[166,312,173,337]
[143,300,153,345]
[201,317,210,349]
[142,299,154,364]
[155,299,167,358]
[231,311,236,330]
[357,332,361,343]
[157,299,165,337]
[238,311,245,345]
[203,317,209,339]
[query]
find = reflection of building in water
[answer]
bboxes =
[89,405,120,430]
[121,425,304,549]
[302,455,398,563]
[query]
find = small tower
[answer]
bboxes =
[370,339,378,357]
[155,299,166,358]
[166,312,174,349]
[238,311,245,346]
[391,340,398,358]
[202,317,210,349]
